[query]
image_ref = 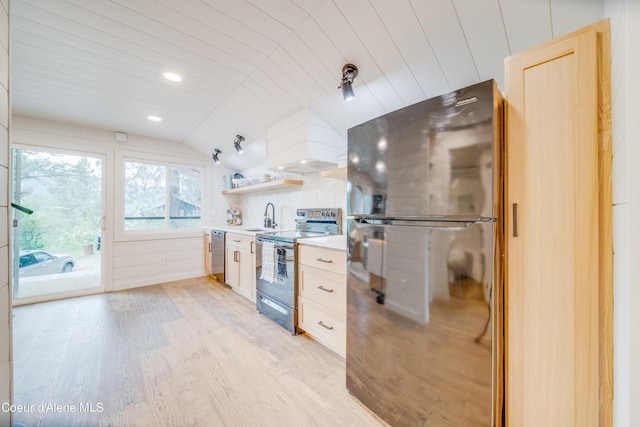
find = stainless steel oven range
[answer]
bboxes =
[255,208,341,334]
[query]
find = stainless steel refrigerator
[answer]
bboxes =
[346,80,503,427]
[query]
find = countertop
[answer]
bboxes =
[203,225,276,236]
[204,226,347,251]
[296,235,346,251]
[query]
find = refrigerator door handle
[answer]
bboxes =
[355,217,494,230]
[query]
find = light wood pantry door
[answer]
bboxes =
[504,20,612,427]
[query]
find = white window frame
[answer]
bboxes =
[115,150,206,242]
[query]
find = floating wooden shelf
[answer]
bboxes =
[320,167,347,180]
[221,179,303,195]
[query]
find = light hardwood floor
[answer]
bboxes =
[12,277,387,427]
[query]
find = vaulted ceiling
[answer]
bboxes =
[9,0,604,171]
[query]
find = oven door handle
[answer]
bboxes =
[255,237,295,250]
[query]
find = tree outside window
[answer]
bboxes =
[13,150,102,255]
[124,160,202,231]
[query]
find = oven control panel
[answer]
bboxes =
[295,208,341,221]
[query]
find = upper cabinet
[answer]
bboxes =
[266,109,345,173]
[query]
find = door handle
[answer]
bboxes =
[512,203,519,237]
[250,241,255,254]
[11,203,33,214]
[208,243,212,252]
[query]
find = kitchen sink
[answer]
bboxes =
[241,228,266,232]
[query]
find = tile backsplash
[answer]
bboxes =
[235,171,347,231]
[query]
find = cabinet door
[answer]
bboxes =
[504,20,612,427]
[237,247,256,302]
[204,234,212,275]
[225,245,239,289]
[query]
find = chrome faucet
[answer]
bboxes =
[264,202,277,229]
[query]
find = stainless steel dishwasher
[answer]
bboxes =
[210,229,225,282]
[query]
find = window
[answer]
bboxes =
[33,252,54,263]
[124,160,202,231]
[20,254,36,268]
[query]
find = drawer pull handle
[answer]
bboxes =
[317,321,334,330]
[316,258,333,263]
[317,285,334,293]
[233,239,241,243]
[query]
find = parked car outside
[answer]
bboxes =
[19,250,75,277]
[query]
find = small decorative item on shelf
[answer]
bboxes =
[229,172,245,188]
[223,174,234,190]
[231,173,278,187]
[221,173,302,195]
[259,173,272,183]
[232,178,247,187]
[226,207,242,225]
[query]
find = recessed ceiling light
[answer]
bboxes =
[300,160,307,164]
[163,72,182,82]
[148,115,162,122]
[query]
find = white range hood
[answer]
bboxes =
[266,109,345,173]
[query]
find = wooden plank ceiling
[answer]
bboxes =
[9,0,604,171]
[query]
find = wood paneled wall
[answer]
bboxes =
[0,1,11,425]
[112,238,205,291]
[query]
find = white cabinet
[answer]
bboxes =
[297,244,346,358]
[266,109,345,173]
[204,233,212,275]
[225,233,256,302]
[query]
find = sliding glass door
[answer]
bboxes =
[11,148,104,302]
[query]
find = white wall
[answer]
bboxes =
[0,1,10,424]
[604,0,639,425]
[11,115,214,292]
[206,165,236,227]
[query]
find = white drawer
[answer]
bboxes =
[298,264,346,314]
[226,233,254,252]
[298,296,346,358]
[298,245,346,276]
